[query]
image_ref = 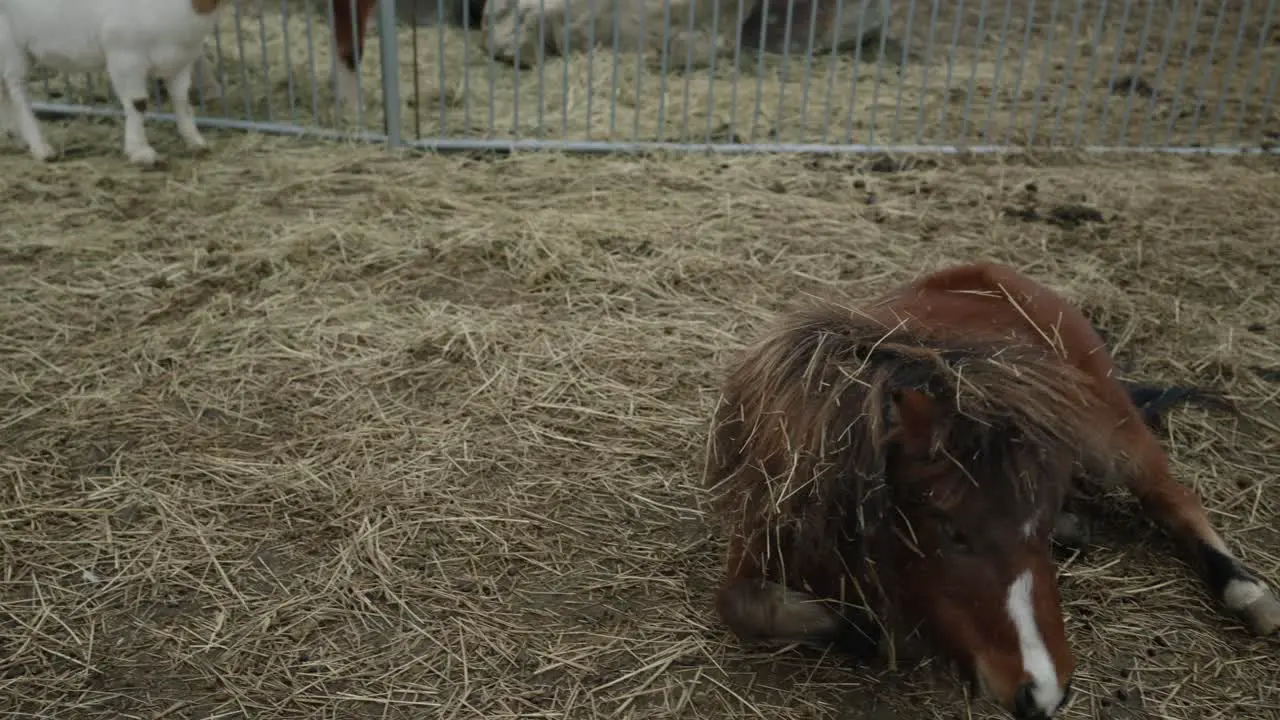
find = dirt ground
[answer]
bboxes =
[26,1,1280,150]
[1,124,1279,720]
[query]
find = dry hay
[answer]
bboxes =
[1,128,1280,720]
[24,0,1280,150]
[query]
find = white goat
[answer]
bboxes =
[0,0,229,165]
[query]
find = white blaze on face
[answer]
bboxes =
[1005,570,1064,714]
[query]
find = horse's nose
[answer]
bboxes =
[1013,677,1070,720]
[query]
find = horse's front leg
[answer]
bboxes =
[714,535,881,658]
[1119,425,1280,636]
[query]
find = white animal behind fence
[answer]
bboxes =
[0,0,229,165]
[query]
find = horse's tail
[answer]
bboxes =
[1120,381,1239,431]
[1087,317,1240,431]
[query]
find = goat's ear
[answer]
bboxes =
[887,388,939,457]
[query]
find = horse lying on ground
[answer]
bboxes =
[704,262,1279,720]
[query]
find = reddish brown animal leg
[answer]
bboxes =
[714,577,881,658]
[1126,441,1280,636]
[330,0,376,107]
[715,577,842,646]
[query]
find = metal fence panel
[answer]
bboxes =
[23,0,1280,155]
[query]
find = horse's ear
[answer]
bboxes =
[888,388,939,457]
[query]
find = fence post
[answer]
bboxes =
[378,0,403,147]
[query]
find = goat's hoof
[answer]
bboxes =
[29,144,54,162]
[1226,579,1280,636]
[183,136,210,154]
[128,146,159,166]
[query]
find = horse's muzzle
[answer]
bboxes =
[1012,677,1071,720]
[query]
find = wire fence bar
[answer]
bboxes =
[379,0,405,145]
[17,0,1280,159]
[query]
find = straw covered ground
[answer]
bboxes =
[26,0,1280,150]
[2,126,1280,720]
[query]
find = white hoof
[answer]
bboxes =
[1224,579,1280,636]
[29,142,53,162]
[128,145,159,166]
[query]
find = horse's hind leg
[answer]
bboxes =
[1120,427,1280,636]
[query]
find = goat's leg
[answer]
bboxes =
[104,52,158,165]
[0,83,15,137]
[0,72,53,161]
[165,61,207,151]
[0,17,51,159]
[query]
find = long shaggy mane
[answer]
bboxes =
[704,301,1118,614]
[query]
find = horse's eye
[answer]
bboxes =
[940,521,973,552]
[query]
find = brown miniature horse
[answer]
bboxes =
[705,262,1279,720]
